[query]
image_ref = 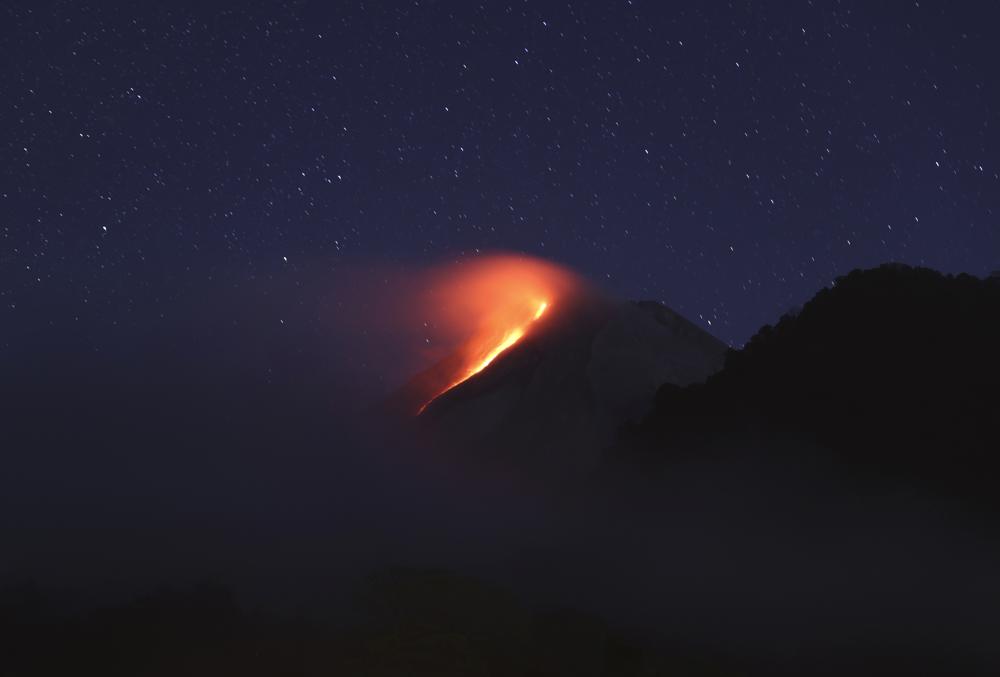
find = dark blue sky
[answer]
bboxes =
[2,1,998,352]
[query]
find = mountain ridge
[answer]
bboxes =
[614,264,1000,507]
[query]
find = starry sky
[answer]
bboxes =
[3,1,998,356]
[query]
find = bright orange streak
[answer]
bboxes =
[420,300,548,413]
[469,327,525,377]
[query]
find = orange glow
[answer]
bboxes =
[413,255,581,414]
[456,300,547,383]
[418,299,547,413]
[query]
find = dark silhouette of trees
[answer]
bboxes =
[617,264,1000,506]
[0,574,732,677]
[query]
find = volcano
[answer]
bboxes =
[392,289,728,473]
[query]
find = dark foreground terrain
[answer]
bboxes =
[4,265,999,675]
[3,568,991,677]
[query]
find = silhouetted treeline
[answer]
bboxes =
[616,264,1000,507]
[4,571,987,677]
[0,572,746,677]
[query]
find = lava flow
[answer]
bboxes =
[411,255,583,415]
[419,299,549,413]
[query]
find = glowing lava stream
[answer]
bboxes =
[419,300,549,414]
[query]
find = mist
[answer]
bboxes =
[4,261,998,674]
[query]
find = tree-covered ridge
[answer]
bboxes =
[620,264,1000,505]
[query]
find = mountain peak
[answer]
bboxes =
[407,296,727,473]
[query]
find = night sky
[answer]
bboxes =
[4,7,1000,666]
[3,1,998,356]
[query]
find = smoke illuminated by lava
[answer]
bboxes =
[398,255,584,415]
[329,253,588,416]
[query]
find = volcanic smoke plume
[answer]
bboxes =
[381,254,728,476]
[379,254,590,416]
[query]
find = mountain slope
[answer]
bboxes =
[412,295,728,473]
